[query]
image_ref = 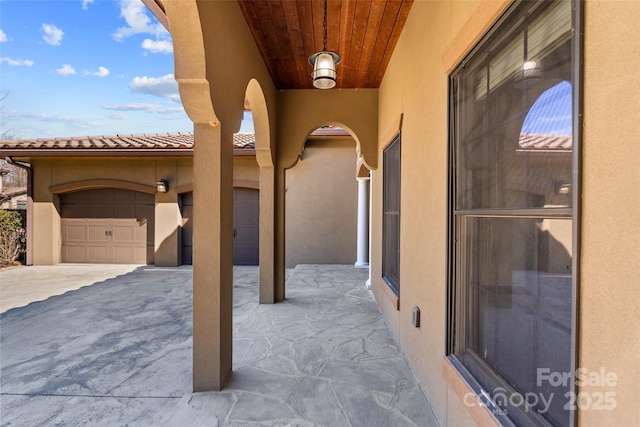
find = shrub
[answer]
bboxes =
[0,209,25,265]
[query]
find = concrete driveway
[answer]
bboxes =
[1,264,439,426]
[0,264,143,313]
[1,264,193,426]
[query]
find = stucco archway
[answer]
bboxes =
[164,0,277,391]
[244,79,277,304]
[284,124,364,269]
[274,89,378,300]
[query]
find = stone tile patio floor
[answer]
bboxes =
[1,264,440,426]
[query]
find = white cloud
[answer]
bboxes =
[81,0,94,10]
[129,74,180,101]
[42,23,64,46]
[112,0,168,41]
[88,66,110,77]
[141,38,173,54]
[0,29,7,43]
[101,103,163,112]
[100,102,183,116]
[0,57,35,67]
[56,64,76,75]
[6,110,103,128]
[106,113,127,120]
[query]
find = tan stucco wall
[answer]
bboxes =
[580,1,640,425]
[31,160,60,265]
[276,89,378,170]
[372,0,640,425]
[29,157,192,267]
[374,2,462,424]
[285,138,358,268]
[233,155,260,185]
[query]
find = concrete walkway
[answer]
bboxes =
[1,264,439,426]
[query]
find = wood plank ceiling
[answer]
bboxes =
[238,0,414,90]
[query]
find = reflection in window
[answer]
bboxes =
[522,81,572,136]
[449,1,577,426]
[383,134,401,296]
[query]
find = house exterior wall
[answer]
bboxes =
[580,1,640,426]
[285,137,358,268]
[26,152,360,269]
[373,1,465,423]
[29,157,192,267]
[32,160,61,265]
[372,0,640,426]
[233,155,260,186]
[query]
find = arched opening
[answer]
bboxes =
[243,78,276,303]
[285,125,368,269]
[233,103,261,267]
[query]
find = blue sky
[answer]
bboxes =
[0,0,202,139]
[522,81,572,136]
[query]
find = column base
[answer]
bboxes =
[354,261,369,269]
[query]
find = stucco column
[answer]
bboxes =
[259,165,276,304]
[192,122,234,391]
[154,199,181,267]
[355,176,370,268]
[274,165,286,302]
[154,160,180,267]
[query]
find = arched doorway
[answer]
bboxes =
[285,127,359,268]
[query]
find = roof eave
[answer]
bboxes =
[0,149,194,158]
[141,0,169,31]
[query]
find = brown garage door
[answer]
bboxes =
[61,188,154,264]
[234,188,259,265]
[180,192,193,265]
[180,188,259,265]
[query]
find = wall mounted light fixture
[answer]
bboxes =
[308,0,341,89]
[156,179,169,193]
[554,181,571,195]
[515,60,542,88]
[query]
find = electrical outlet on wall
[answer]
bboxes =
[412,306,420,328]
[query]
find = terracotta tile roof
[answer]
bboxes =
[233,133,256,149]
[0,132,193,151]
[0,132,257,156]
[519,133,572,151]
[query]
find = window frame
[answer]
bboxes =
[446,1,582,425]
[382,132,401,297]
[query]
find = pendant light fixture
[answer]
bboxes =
[308,0,341,89]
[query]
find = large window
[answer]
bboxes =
[383,134,401,296]
[448,1,578,425]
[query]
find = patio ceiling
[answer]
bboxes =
[144,0,414,90]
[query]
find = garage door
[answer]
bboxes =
[180,192,193,265]
[180,188,259,265]
[234,188,259,265]
[61,188,154,264]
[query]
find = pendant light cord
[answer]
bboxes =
[323,0,328,51]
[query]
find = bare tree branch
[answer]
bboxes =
[1,90,17,141]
